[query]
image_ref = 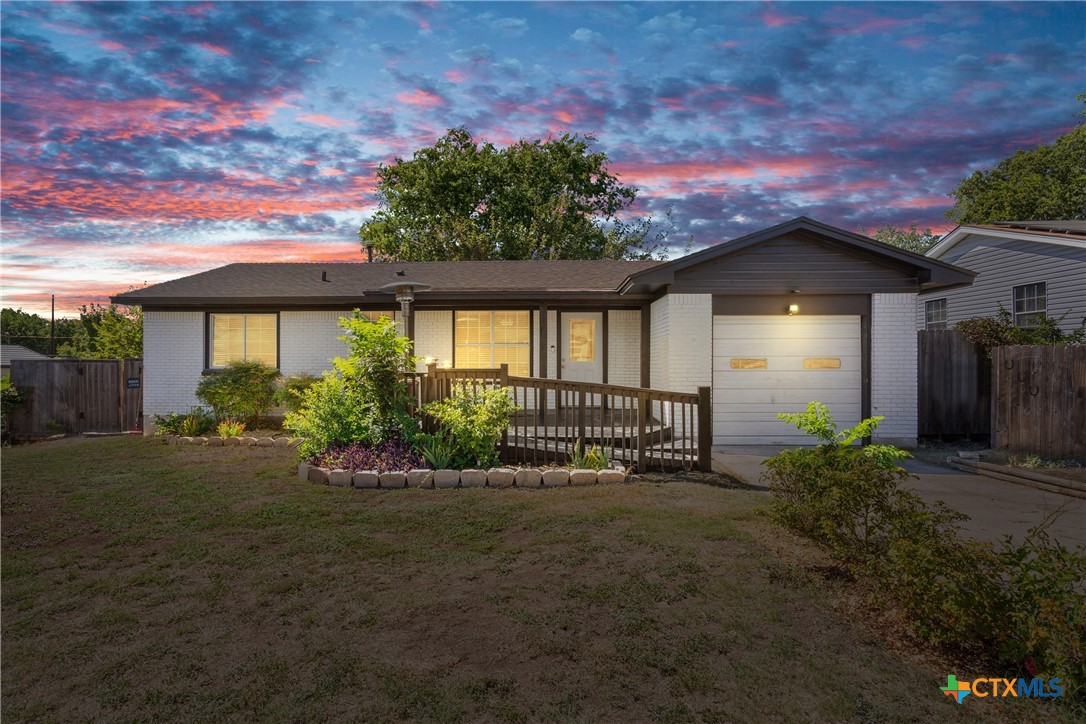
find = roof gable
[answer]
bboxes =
[927,222,1086,259]
[622,216,975,294]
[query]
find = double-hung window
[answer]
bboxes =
[209,313,277,368]
[924,299,947,330]
[1013,283,1046,328]
[455,311,530,376]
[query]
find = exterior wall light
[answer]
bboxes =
[788,304,799,316]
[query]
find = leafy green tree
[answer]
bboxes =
[57,304,142,359]
[946,103,1086,223]
[359,127,678,261]
[0,308,83,355]
[863,224,940,254]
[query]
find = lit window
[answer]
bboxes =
[209,313,277,368]
[358,311,395,323]
[455,311,529,376]
[1013,283,1047,328]
[925,299,947,330]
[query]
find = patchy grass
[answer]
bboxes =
[0,437,1037,722]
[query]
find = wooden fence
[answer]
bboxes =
[416,364,712,472]
[992,346,1085,460]
[7,359,143,436]
[917,330,991,438]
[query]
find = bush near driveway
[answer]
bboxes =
[1,436,1003,723]
[765,402,1086,709]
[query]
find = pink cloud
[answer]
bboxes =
[196,41,231,56]
[296,113,349,128]
[759,2,804,28]
[394,88,445,108]
[444,69,469,83]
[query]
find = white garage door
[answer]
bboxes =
[713,315,862,445]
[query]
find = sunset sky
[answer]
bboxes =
[2,1,1083,316]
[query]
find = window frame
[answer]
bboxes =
[205,312,280,371]
[924,298,947,331]
[1012,282,1047,328]
[452,310,533,376]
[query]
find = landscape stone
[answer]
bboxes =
[487,468,516,488]
[288,438,303,447]
[352,471,379,489]
[308,466,330,484]
[297,463,310,481]
[597,469,625,485]
[569,469,597,485]
[256,437,275,447]
[542,468,569,487]
[434,470,460,488]
[406,469,433,488]
[225,436,241,446]
[180,436,194,445]
[460,469,487,487]
[380,472,406,489]
[514,468,543,488]
[329,469,352,487]
[206,437,223,447]
[241,437,257,446]
[274,436,291,447]
[193,437,209,445]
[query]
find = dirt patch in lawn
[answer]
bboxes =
[2,437,1062,722]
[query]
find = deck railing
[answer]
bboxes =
[416,363,711,472]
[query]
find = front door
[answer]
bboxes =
[562,313,603,383]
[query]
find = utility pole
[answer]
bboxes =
[50,294,56,357]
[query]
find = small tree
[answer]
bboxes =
[195,361,280,427]
[862,224,940,254]
[955,306,1086,356]
[57,304,143,359]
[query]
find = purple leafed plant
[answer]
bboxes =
[309,438,423,474]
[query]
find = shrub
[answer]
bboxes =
[415,432,457,470]
[284,313,419,459]
[195,361,280,427]
[309,438,423,474]
[216,419,246,439]
[955,305,1086,355]
[764,401,1086,705]
[1,375,26,431]
[283,373,380,459]
[275,374,319,414]
[423,383,519,468]
[153,412,185,436]
[178,408,215,437]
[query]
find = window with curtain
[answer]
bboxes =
[455,311,529,376]
[1013,283,1046,328]
[209,313,277,368]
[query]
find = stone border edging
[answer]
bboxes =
[946,456,1086,500]
[163,435,301,448]
[299,463,627,489]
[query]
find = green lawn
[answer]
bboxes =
[1,437,1014,722]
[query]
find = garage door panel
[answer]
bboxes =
[713,315,862,446]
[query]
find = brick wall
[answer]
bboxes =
[871,293,918,445]
[413,310,452,371]
[663,294,712,393]
[279,311,351,377]
[649,296,669,392]
[143,311,204,421]
[607,309,641,386]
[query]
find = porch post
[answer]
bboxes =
[538,304,548,379]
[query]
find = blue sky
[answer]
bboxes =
[2,1,1083,314]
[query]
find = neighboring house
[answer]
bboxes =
[113,217,973,447]
[1,344,49,376]
[918,221,1086,332]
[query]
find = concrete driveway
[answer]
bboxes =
[712,448,1086,549]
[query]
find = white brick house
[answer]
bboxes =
[115,217,974,447]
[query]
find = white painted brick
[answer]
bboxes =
[871,293,918,445]
[413,310,452,371]
[144,311,204,416]
[607,309,641,387]
[279,311,351,377]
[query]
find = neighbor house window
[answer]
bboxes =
[925,299,947,330]
[455,311,529,376]
[1013,283,1046,328]
[209,313,277,368]
[358,311,395,323]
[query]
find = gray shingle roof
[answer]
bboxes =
[112,260,665,305]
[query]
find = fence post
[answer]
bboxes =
[499,363,508,386]
[425,362,437,406]
[636,390,648,471]
[697,386,712,472]
[577,388,587,454]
